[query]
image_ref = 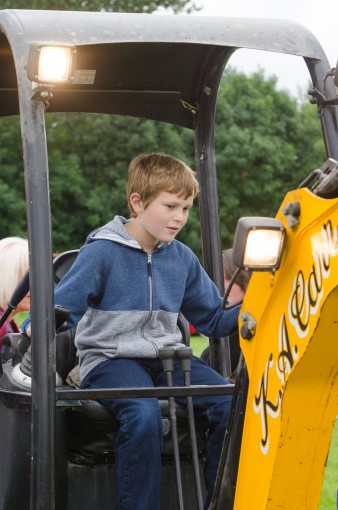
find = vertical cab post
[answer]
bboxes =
[9,19,56,509]
[195,46,232,377]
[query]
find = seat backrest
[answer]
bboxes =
[54,250,79,284]
[177,313,190,346]
[56,328,78,381]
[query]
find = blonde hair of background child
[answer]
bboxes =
[0,237,29,309]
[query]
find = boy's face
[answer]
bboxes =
[131,191,194,251]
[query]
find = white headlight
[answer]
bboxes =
[233,217,286,271]
[27,44,76,83]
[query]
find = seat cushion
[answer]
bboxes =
[66,398,209,465]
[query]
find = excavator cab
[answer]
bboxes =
[0,9,337,510]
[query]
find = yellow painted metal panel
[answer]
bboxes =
[233,188,338,509]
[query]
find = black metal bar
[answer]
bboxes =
[176,348,204,510]
[208,355,249,510]
[305,56,338,161]
[0,384,235,405]
[26,108,55,510]
[194,46,233,377]
[18,86,55,509]
[159,348,184,510]
[55,384,234,400]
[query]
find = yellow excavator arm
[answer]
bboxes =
[235,188,338,509]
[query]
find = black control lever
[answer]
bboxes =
[20,306,71,378]
[55,305,70,332]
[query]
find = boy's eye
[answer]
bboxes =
[166,204,191,211]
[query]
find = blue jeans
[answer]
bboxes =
[81,356,231,510]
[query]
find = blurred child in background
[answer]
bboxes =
[201,248,251,378]
[0,237,30,355]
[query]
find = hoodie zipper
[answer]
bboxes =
[140,252,159,355]
[147,253,153,311]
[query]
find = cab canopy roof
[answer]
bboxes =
[0,9,330,127]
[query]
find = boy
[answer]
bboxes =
[24,152,239,510]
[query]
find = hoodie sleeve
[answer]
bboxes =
[21,240,112,335]
[180,250,240,337]
[54,240,112,329]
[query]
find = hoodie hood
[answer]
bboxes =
[90,215,166,251]
[90,215,142,250]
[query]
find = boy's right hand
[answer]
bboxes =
[20,303,70,338]
[21,321,67,338]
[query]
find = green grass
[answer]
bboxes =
[191,335,338,509]
[13,311,28,327]
[190,334,209,357]
[319,418,338,510]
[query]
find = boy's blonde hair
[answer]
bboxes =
[127,153,199,217]
[0,237,29,309]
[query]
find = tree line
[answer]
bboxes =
[0,0,326,259]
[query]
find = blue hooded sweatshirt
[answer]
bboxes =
[46,216,239,380]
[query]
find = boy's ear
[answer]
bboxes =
[129,193,144,215]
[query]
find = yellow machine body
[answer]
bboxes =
[234,188,338,509]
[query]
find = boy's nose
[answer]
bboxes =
[174,209,185,222]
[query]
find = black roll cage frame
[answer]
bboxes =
[0,9,337,509]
